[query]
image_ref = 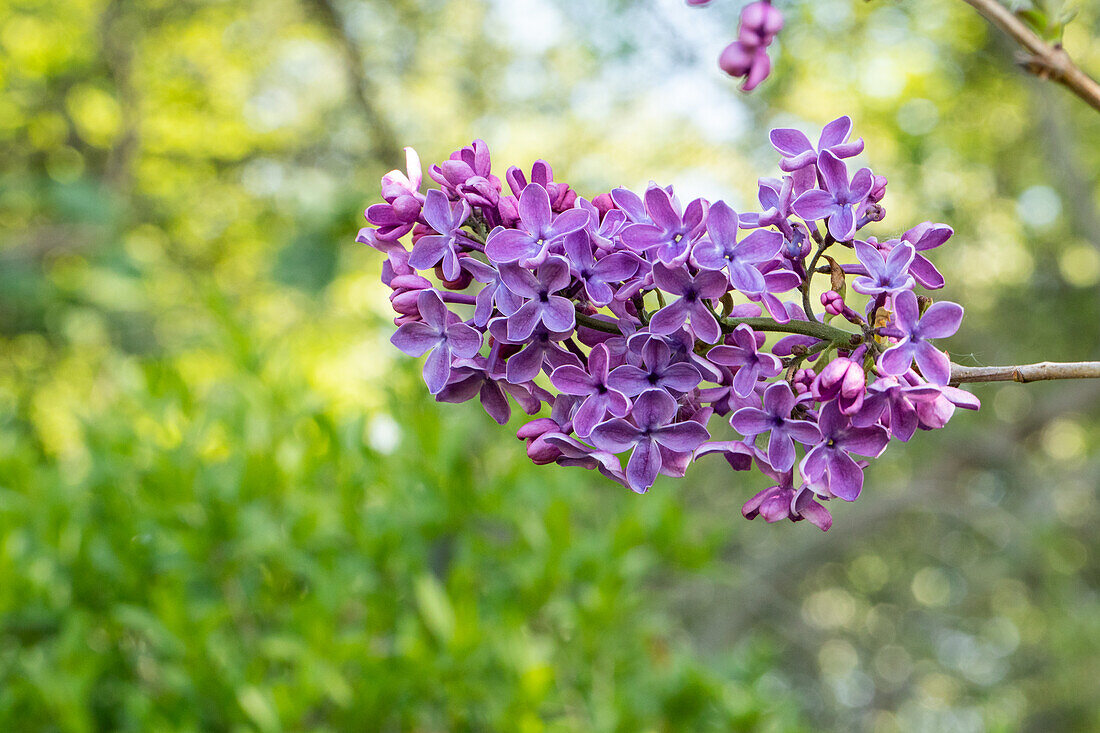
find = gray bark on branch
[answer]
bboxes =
[949,361,1100,385]
[960,0,1100,113]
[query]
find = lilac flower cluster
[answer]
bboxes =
[359,116,979,531]
[689,0,784,91]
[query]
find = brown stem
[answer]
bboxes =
[949,361,1100,385]
[960,0,1100,114]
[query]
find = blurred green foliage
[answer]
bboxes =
[1,0,1100,730]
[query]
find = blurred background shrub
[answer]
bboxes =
[0,0,1099,730]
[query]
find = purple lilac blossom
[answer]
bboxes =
[620,186,707,267]
[879,290,964,385]
[707,324,782,397]
[801,402,889,501]
[390,289,481,394]
[408,189,471,281]
[590,389,710,493]
[485,183,588,267]
[851,241,916,297]
[791,150,875,242]
[498,255,575,341]
[693,201,783,295]
[770,116,865,178]
[648,263,728,344]
[550,344,631,437]
[730,382,821,472]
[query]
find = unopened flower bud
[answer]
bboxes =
[821,289,845,316]
[390,289,423,316]
[739,1,784,46]
[792,368,816,395]
[526,435,563,464]
[437,263,473,291]
[719,42,772,91]
[517,418,559,441]
[813,357,867,415]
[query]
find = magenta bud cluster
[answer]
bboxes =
[358,116,980,531]
[689,0,784,91]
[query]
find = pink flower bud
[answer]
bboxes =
[813,357,867,415]
[526,435,563,464]
[740,1,784,46]
[517,418,560,440]
[390,289,422,316]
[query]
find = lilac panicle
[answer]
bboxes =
[362,123,976,532]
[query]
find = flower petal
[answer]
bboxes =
[917,301,964,339]
[423,345,452,394]
[791,189,837,222]
[518,183,552,234]
[626,439,662,493]
[391,321,441,357]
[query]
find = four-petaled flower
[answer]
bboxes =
[741,452,833,531]
[562,231,638,306]
[485,183,588,267]
[882,222,954,290]
[620,186,707,267]
[706,324,782,398]
[408,189,472,281]
[487,318,580,385]
[390,289,482,394]
[851,241,915,297]
[852,375,943,442]
[438,356,542,425]
[879,290,964,385]
[550,344,632,437]
[791,150,874,241]
[770,115,865,181]
[499,255,576,341]
[693,201,783,295]
[730,381,821,472]
[648,263,729,344]
[608,337,702,398]
[590,389,710,493]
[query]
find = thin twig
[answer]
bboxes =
[949,361,1100,385]
[960,0,1100,113]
